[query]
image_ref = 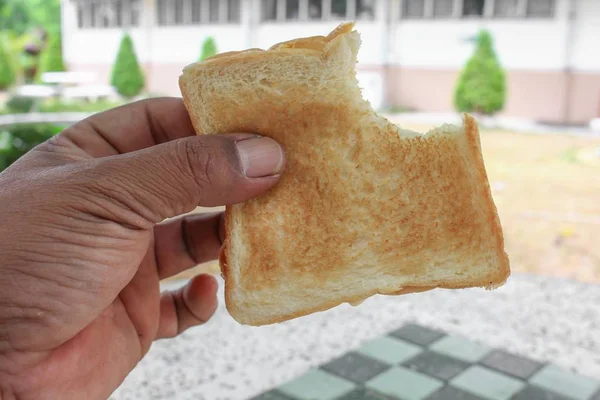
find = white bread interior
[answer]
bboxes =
[179,23,510,326]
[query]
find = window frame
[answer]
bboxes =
[74,0,142,29]
[398,0,556,20]
[154,0,241,26]
[260,0,376,22]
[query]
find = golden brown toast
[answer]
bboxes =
[179,23,510,326]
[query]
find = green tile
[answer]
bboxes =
[278,369,356,400]
[450,366,525,400]
[530,365,600,400]
[390,324,446,346]
[365,366,444,400]
[357,336,423,365]
[429,336,490,363]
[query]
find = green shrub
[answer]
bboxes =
[199,37,217,62]
[39,98,124,113]
[453,30,506,115]
[39,33,66,75]
[6,95,35,113]
[110,33,145,98]
[0,35,17,89]
[0,123,63,171]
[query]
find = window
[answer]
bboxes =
[308,0,322,19]
[228,0,241,22]
[77,3,85,28]
[208,0,219,22]
[494,0,519,17]
[155,0,240,25]
[77,0,142,29]
[462,0,484,16]
[286,0,300,19]
[262,0,278,21]
[356,0,375,19]
[257,0,373,22]
[174,0,185,24]
[130,0,141,25]
[432,0,453,18]
[191,0,202,23]
[527,0,555,17]
[331,0,347,19]
[402,0,425,18]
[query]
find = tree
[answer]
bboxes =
[39,33,66,75]
[453,30,506,115]
[199,37,217,62]
[110,34,145,98]
[0,35,16,89]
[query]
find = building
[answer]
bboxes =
[60,0,600,125]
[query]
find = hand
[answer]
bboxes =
[0,98,285,400]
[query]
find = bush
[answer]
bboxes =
[0,123,63,171]
[199,37,217,61]
[0,35,17,90]
[6,95,35,113]
[39,99,124,113]
[453,30,506,115]
[110,34,145,98]
[39,33,66,75]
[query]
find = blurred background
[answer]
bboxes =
[1,1,599,399]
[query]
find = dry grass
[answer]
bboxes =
[166,128,600,284]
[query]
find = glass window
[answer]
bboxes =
[77,3,85,28]
[309,0,322,19]
[174,0,185,24]
[286,0,300,19]
[228,0,241,22]
[90,1,98,27]
[357,0,375,19]
[463,0,484,16]
[331,0,347,19]
[432,0,453,17]
[494,0,520,17]
[403,0,425,18]
[262,0,278,21]
[191,0,202,23]
[156,0,167,25]
[208,0,219,22]
[527,0,555,17]
[130,0,141,26]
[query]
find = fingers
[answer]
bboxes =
[156,274,218,340]
[154,212,225,280]
[77,133,285,224]
[59,97,197,158]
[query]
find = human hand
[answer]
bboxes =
[0,98,285,400]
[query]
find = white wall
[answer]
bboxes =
[389,0,570,70]
[570,0,600,72]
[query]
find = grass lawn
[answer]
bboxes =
[166,127,600,285]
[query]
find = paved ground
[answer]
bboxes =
[255,323,600,400]
[110,273,600,400]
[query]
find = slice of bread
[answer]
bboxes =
[179,22,510,326]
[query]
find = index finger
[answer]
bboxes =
[61,97,198,158]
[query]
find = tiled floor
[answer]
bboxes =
[250,323,600,400]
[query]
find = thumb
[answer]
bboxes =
[81,133,285,222]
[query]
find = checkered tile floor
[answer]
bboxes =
[250,323,600,400]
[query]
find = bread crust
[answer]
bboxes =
[179,23,510,326]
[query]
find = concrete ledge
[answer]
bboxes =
[0,112,94,128]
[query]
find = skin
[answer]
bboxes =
[0,98,285,400]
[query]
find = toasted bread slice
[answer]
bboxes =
[179,22,510,326]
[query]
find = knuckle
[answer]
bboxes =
[178,138,237,194]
